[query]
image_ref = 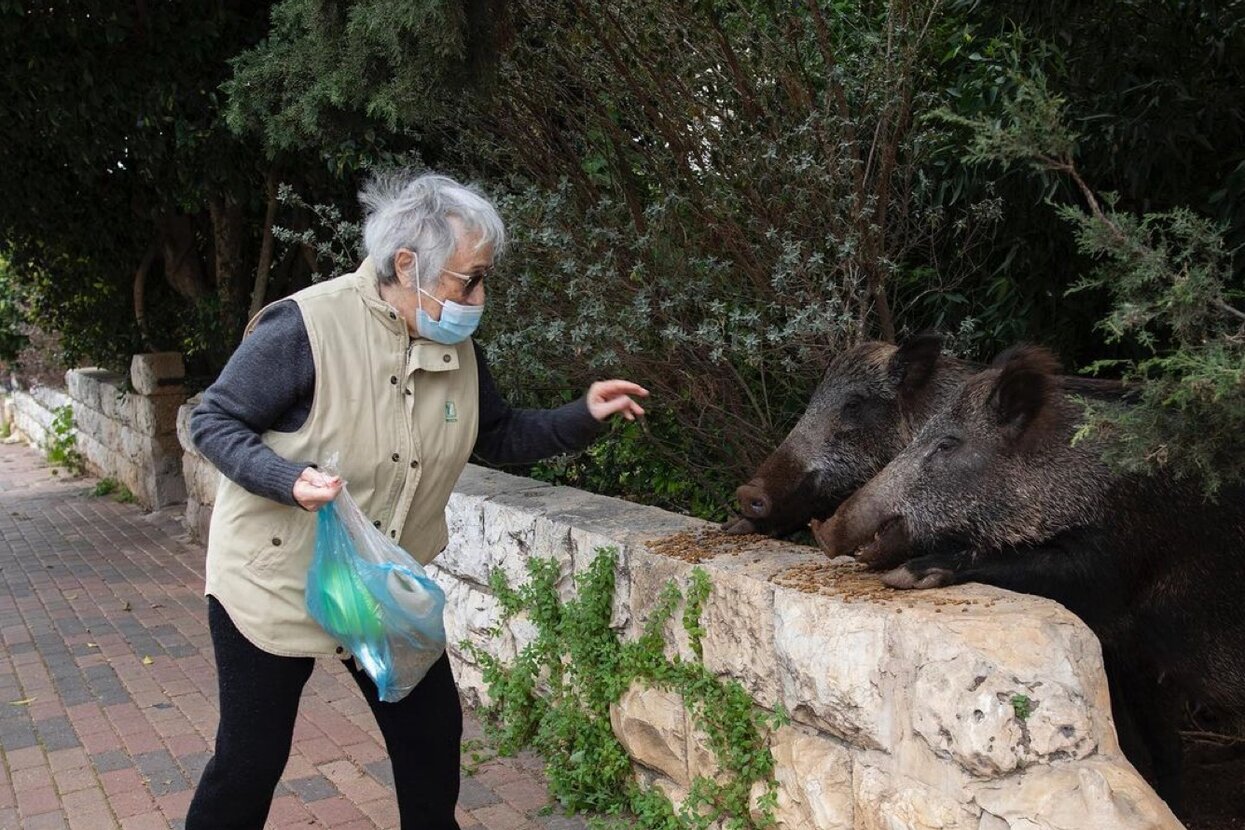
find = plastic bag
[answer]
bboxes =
[306,480,446,703]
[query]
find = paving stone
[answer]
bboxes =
[284,774,339,803]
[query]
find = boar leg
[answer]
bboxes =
[879,543,1113,624]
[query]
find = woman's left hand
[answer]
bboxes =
[586,379,649,422]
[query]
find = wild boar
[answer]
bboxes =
[728,335,1125,539]
[726,335,967,536]
[817,345,1245,809]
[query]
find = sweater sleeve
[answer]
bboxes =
[471,341,604,467]
[190,301,315,506]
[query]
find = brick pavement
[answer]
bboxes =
[0,441,587,830]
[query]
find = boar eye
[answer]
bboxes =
[842,397,863,417]
[934,436,961,454]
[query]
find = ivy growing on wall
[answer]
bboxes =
[466,549,788,829]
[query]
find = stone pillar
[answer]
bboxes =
[177,393,218,542]
[126,353,188,509]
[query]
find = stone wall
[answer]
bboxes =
[177,394,217,542]
[3,384,73,449]
[4,353,188,510]
[175,433,1182,829]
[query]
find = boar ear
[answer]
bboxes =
[889,333,942,398]
[989,346,1061,436]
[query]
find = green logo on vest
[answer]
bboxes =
[444,401,458,423]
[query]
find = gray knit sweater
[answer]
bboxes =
[190,300,602,506]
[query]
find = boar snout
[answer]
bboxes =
[814,492,912,570]
[736,482,772,520]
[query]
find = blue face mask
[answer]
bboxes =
[406,253,485,344]
[415,289,483,345]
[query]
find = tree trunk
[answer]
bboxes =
[248,168,280,321]
[208,193,248,336]
[132,243,158,350]
[158,214,210,300]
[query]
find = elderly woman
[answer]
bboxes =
[185,172,646,830]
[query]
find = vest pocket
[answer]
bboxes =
[246,516,301,575]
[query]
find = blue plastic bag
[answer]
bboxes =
[306,483,446,702]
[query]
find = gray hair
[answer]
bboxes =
[359,171,506,286]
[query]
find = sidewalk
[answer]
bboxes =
[0,441,584,830]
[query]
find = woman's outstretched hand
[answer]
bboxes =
[586,380,649,422]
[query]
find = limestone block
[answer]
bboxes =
[185,456,220,505]
[446,649,491,708]
[699,544,813,710]
[441,486,595,589]
[854,765,978,830]
[130,352,185,396]
[31,385,72,412]
[648,774,691,815]
[977,813,1010,830]
[195,462,221,505]
[969,760,1182,830]
[67,369,109,412]
[131,393,184,436]
[610,682,689,785]
[441,578,508,659]
[177,397,202,455]
[184,499,212,544]
[773,585,895,751]
[624,548,698,664]
[910,651,1095,778]
[440,491,490,584]
[747,724,853,830]
[891,586,1114,779]
[451,463,554,499]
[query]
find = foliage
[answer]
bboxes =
[943,52,1245,495]
[45,406,85,476]
[228,0,1013,510]
[1010,693,1033,722]
[0,1,344,378]
[91,478,119,497]
[91,477,137,503]
[910,0,1245,365]
[467,549,786,828]
[0,256,29,365]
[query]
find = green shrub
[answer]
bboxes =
[468,549,787,828]
[44,405,86,476]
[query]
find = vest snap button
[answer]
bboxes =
[388,311,397,320]
[390,529,397,538]
[335,646,344,655]
[271,537,281,546]
[389,375,398,385]
[391,453,400,462]
[404,390,412,396]
[373,520,381,528]
[409,459,418,469]
[442,354,452,363]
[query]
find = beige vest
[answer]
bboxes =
[204,259,480,657]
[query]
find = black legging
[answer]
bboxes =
[186,596,462,830]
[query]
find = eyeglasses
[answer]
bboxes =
[441,266,490,297]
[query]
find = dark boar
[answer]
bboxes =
[728,336,1127,539]
[819,345,1245,809]
[726,335,968,536]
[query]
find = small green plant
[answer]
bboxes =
[44,405,85,476]
[468,550,786,829]
[460,737,498,776]
[114,484,136,504]
[91,477,118,497]
[1011,693,1033,721]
